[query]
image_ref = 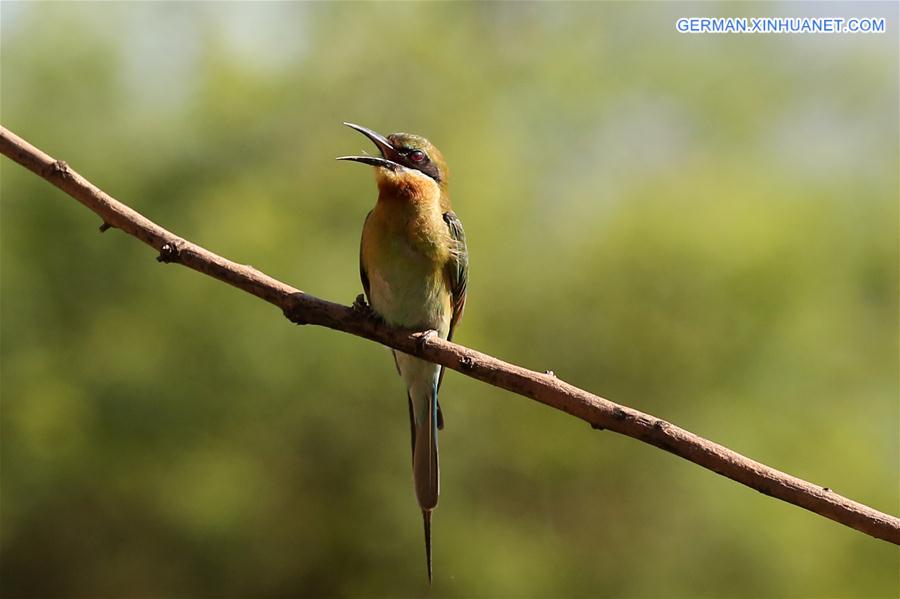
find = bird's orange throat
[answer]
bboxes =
[374,167,443,208]
[369,167,451,261]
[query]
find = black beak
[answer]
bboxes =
[337,122,403,170]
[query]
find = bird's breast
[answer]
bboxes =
[362,203,453,333]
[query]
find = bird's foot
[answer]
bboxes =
[352,294,377,319]
[416,329,438,353]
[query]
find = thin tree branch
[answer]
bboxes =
[2,124,897,545]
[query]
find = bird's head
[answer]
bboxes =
[338,122,449,204]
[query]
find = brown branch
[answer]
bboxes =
[2,124,898,545]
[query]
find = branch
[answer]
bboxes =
[2,124,897,545]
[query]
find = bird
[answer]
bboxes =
[338,122,468,584]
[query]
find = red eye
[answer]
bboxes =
[409,150,426,163]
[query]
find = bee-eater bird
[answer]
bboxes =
[338,122,468,584]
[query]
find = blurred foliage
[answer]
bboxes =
[1,2,898,597]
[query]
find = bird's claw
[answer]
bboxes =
[352,294,377,318]
[416,329,438,353]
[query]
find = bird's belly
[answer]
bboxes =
[368,256,451,336]
[369,258,451,413]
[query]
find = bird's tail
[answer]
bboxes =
[409,383,439,583]
[423,510,433,585]
[412,385,439,510]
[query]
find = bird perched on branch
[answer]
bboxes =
[338,123,468,584]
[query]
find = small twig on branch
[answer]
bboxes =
[1,124,897,545]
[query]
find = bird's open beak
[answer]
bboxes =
[337,122,403,170]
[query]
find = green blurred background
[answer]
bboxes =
[1,2,897,597]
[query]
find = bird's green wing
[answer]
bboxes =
[359,210,373,302]
[436,210,468,411]
[437,210,469,430]
[442,211,468,342]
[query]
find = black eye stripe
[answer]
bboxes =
[402,148,427,160]
[421,163,441,183]
[397,146,440,183]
